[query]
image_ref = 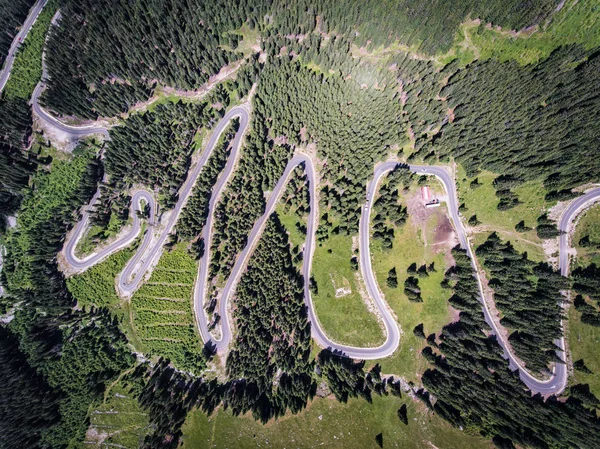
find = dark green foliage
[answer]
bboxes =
[514,220,531,233]
[372,165,413,249]
[0,326,61,449]
[404,276,422,302]
[469,215,483,229]
[423,246,600,449]
[573,359,593,375]
[309,276,319,295]
[569,384,600,410]
[317,350,371,403]
[210,109,294,281]
[283,0,554,55]
[572,264,600,326]
[544,189,580,202]
[178,120,238,240]
[257,57,402,233]
[101,101,216,214]
[42,0,257,118]
[536,213,562,239]
[132,360,225,449]
[397,404,408,425]
[41,0,556,118]
[413,323,425,339]
[578,234,600,249]
[0,0,35,63]
[435,47,600,191]
[492,436,516,449]
[0,97,35,229]
[226,213,314,422]
[280,166,311,220]
[476,233,565,373]
[0,147,135,447]
[386,267,398,289]
[375,432,383,448]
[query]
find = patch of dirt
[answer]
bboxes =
[315,381,331,398]
[335,287,352,298]
[85,427,109,446]
[33,115,78,153]
[273,135,288,146]
[448,304,461,324]
[406,190,458,263]
[160,59,245,101]
[299,126,308,142]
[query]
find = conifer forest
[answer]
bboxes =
[1,0,600,448]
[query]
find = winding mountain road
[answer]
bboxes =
[0,0,49,94]
[64,106,249,296]
[7,0,595,396]
[59,101,597,395]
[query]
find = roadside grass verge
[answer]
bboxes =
[83,379,149,448]
[181,393,491,449]
[372,206,455,382]
[131,248,205,375]
[573,204,600,268]
[311,227,385,348]
[456,165,549,261]
[3,0,57,99]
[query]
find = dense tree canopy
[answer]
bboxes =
[475,233,565,373]
[423,247,600,449]
[0,0,35,63]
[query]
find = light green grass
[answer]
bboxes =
[3,1,56,99]
[567,306,600,398]
[67,246,134,309]
[573,204,600,268]
[131,248,205,374]
[459,0,600,65]
[275,204,307,250]
[81,379,149,448]
[228,23,261,57]
[181,394,491,449]
[456,165,549,261]
[66,241,146,351]
[372,205,455,381]
[311,230,385,347]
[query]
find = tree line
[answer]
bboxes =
[0,0,35,63]
[475,232,566,374]
[0,96,35,231]
[0,145,135,448]
[90,100,217,233]
[415,46,600,194]
[421,246,600,449]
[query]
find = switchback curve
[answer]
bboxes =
[61,106,593,395]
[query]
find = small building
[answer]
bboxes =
[421,186,432,203]
[425,199,441,208]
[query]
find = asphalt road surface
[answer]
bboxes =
[26,8,110,139]
[64,106,250,297]
[61,105,597,395]
[0,0,49,94]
